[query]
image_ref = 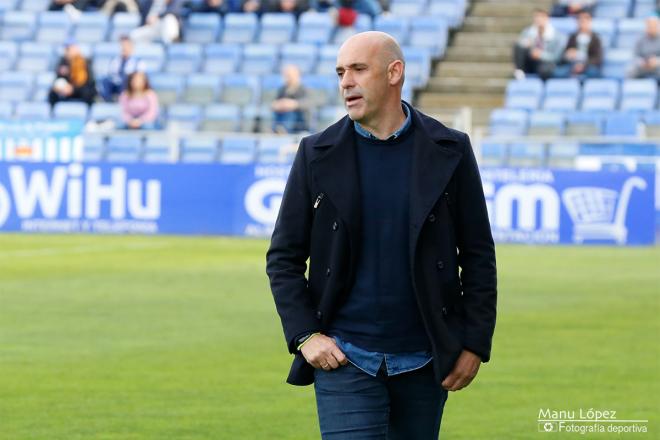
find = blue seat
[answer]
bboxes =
[166,103,202,131]
[91,42,120,76]
[19,0,49,11]
[543,79,580,111]
[0,41,18,71]
[0,72,34,101]
[333,14,372,44]
[316,44,340,75]
[550,17,577,36]
[1,11,37,41]
[165,43,203,74]
[634,0,656,17]
[318,105,345,129]
[602,49,633,79]
[73,12,109,44]
[33,71,55,101]
[222,74,259,105]
[89,102,122,124]
[548,142,579,168]
[528,111,565,136]
[428,0,465,29]
[110,13,141,41]
[594,0,631,19]
[615,18,645,48]
[302,74,337,106]
[184,74,221,104]
[36,11,71,44]
[603,112,639,136]
[408,16,449,58]
[260,74,284,105]
[581,78,620,112]
[0,0,18,12]
[184,13,222,44]
[280,43,318,74]
[402,46,432,88]
[565,111,603,136]
[17,42,54,73]
[489,108,528,136]
[241,104,272,132]
[106,134,143,162]
[242,44,278,75]
[643,111,660,136]
[259,13,296,44]
[181,135,219,162]
[81,133,105,162]
[505,78,544,111]
[591,18,615,48]
[220,136,257,163]
[297,12,334,44]
[509,142,545,167]
[53,102,89,122]
[390,0,425,17]
[374,15,409,44]
[0,101,13,119]
[479,140,507,167]
[133,43,166,73]
[15,101,51,120]
[203,43,242,74]
[201,103,241,132]
[621,79,657,111]
[143,134,174,162]
[150,73,185,105]
[222,13,258,44]
[257,136,297,163]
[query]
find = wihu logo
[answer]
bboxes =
[0,164,161,233]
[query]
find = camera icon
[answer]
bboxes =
[538,422,558,432]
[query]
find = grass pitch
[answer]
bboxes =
[0,234,658,439]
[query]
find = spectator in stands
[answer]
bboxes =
[100,0,141,15]
[131,0,185,44]
[513,9,565,80]
[48,40,96,108]
[119,71,159,130]
[99,35,146,102]
[627,16,660,79]
[241,0,262,13]
[191,0,242,14]
[272,64,309,133]
[551,0,595,17]
[554,11,602,79]
[264,0,309,16]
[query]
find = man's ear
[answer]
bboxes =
[388,60,405,86]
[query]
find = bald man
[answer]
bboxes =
[267,32,497,439]
[628,16,660,79]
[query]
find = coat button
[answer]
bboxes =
[316,310,322,319]
[332,221,338,231]
[436,260,444,270]
[441,307,448,316]
[428,214,436,223]
[326,267,331,276]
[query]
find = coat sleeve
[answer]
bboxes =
[454,133,497,362]
[266,140,321,354]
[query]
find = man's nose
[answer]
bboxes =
[340,71,355,89]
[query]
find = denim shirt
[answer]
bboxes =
[338,100,433,377]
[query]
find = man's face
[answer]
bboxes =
[646,17,658,38]
[533,11,548,28]
[336,39,389,124]
[577,13,591,33]
[120,39,133,57]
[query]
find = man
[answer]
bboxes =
[271,64,309,134]
[513,9,565,80]
[551,0,595,17]
[130,0,185,44]
[266,32,497,439]
[554,11,602,79]
[99,35,146,102]
[628,16,660,79]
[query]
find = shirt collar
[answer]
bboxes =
[354,101,412,141]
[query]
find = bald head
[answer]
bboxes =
[340,31,405,70]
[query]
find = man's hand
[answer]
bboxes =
[300,334,348,371]
[441,349,482,392]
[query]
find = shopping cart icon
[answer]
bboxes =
[561,176,647,244]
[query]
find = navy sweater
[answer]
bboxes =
[329,126,431,353]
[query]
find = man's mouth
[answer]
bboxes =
[345,95,362,106]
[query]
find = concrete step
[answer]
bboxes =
[418,106,495,127]
[470,2,552,17]
[427,76,509,94]
[452,32,519,48]
[434,61,513,78]
[444,45,513,62]
[418,92,504,109]
[462,16,531,33]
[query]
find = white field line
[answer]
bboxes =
[0,242,170,258]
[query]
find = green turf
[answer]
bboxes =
[0,234,658,439]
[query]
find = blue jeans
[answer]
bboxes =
[314,362,448,439]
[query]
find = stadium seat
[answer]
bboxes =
[279,43,318,75]
[53,102,89,122]
[547,142,579,168]
[402,46,432,88]
[184,13,222,44]
[590,18,615,48]
[565,112,603,136]
[257,136,297,163]
[374,15,409,45]
[73,12,109,44]
[528,111,565,136]
[297,12,334,44]
[167,103,202,131]
[603,49,634,79]
[20,0,49,11]
[1,11,37,41]
[505,78,544,111]
[260,74,284,105]
[203,43,242,75]
[0,0,18,12]
[150,73,185,106]
[81,133,106,162]
[165,43,203,74]
[615,18,645,48]
[184,74,221,105]
[620,79,658,112]
[408,17,448,58]
[317,105,345,129]
[222,13,258,44]
[133,43,166,73]
[0,41,18,72]
[89,102,122,125]
[508,142,545,167]
[17,42,54,73]
[302,74,336,106]
[201,103,241,132]
[0,101,13,119]
[594,0,632,19]
[543,79,580,111]
[259,13,296,44]
[180,135,219,162]
[33,72,55,101]
[390,0,425,17]
[220,136,257,163]
[242,44,278,75]
[643,111,660,137]
[489,108,528,136]
[479,140,507,167]
[633,0,656,17]
[581,79,620,112]
[0,72,35,101]
[106,134,142,162]
[316,44,340,75]
[110,13,141,41]
[428,0,465,29]
[36,11,71,45]
[240,104,271,133]
[333,14,372,44]
[91,42,120,77]
[143,134,175,162]
[550,17,577,36]
[221,74,259,106]
[603,112,640,136]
